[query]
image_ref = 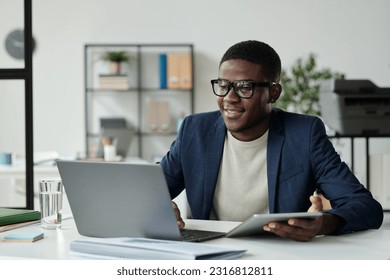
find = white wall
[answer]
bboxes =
[1,0,390,159]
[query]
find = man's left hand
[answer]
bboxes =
[263,193,323,241]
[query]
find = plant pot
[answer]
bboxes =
[109,61,121,75]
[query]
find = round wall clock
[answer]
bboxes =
[5,29,36,59]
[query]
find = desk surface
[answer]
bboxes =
[1,218,389,260]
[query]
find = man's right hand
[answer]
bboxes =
[172,201,185,230]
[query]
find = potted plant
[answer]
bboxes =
[278,53,345,116]
[103,51,130,75]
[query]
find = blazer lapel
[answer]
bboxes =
[203,116,226,218]
[267,110,285,213]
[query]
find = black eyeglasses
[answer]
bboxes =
[211,79,276,99]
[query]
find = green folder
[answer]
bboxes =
[0,208,41,226]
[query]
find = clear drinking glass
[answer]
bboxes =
[39,179,63,229]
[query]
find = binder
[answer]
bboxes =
[146,100,170,132]
[147,100,159,131]
[178,53,192,89]
[158,101,170,131]
[167,53,192,90]
[369,154,390,209]
[167,53,180,89]
[159,53,167,89]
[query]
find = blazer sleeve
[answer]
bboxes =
[310,118,383,234]
[159,119,186,199]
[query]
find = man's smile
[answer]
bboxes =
[223,106,245,118]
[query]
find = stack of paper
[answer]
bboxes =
[70,237,246,260]
[0,220,40,233]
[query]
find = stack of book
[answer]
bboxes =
[98,75,129,90]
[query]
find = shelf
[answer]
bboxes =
[86,87,193,93]
[86,87,139,92]
[84,44,194,162]
[139,88,193,92]
[140,132,177,136]
[87,131,177,137]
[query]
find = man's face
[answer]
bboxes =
[217,59,279,141]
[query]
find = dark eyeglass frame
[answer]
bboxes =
[211,79,276,99]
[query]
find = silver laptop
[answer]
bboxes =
[57,160,224,242]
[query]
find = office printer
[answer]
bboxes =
[319,79,390,135]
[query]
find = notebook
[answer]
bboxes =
[56,160,224,242]
[0,208,41,226]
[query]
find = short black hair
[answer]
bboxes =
[219,40,281,81]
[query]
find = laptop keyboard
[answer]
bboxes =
[180,229,225,242]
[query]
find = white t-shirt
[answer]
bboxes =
[211,130,269,221]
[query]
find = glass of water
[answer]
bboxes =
[39,179,63,229]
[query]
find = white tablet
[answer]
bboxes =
[226,212,323,237]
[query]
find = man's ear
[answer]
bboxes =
[269,83,282,103]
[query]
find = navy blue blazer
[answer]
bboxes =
[160,109,383,234]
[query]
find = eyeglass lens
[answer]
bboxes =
[213,80,254,98]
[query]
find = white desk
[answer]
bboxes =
[1,218,389,260]
[0,164,60,208]
[0,157,148,209]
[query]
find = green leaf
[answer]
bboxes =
[103,51,130,62]
[279,53,345,116]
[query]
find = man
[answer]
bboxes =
[160,40,383,241]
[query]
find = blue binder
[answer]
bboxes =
[159,53,167,89]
